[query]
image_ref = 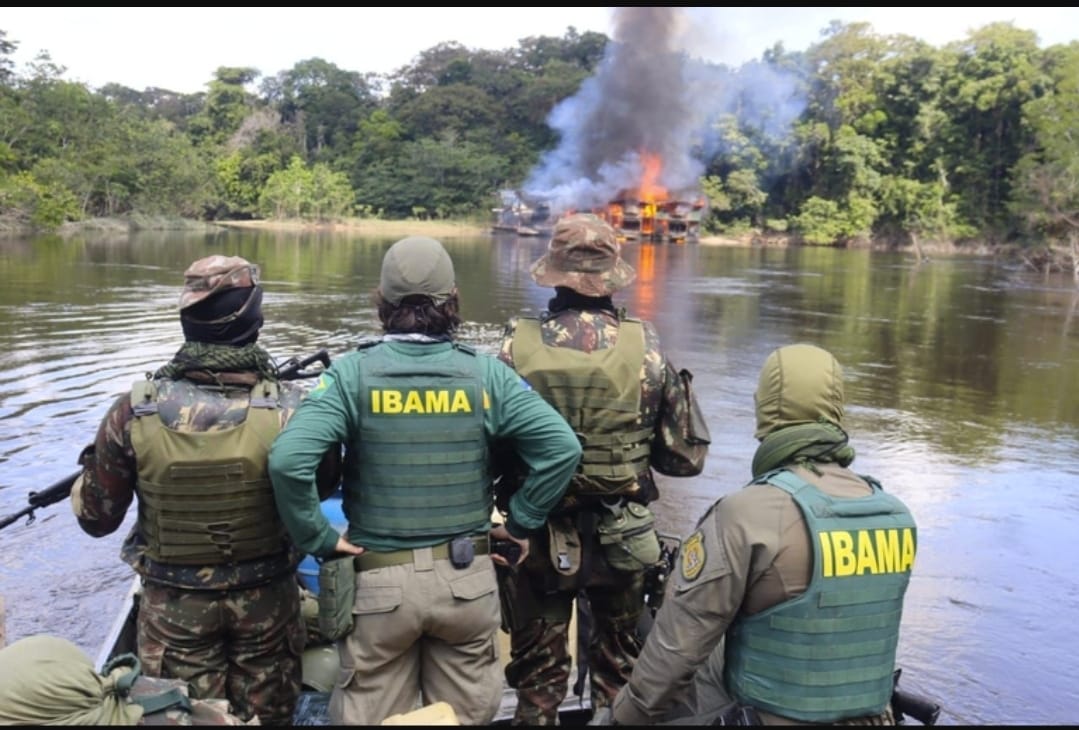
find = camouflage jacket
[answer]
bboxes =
[73,370,341,590]
[498,307,710,508]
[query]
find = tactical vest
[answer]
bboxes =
[725,469,917,722]
[510,316,650,498]
[129,378,288,565]
[345,342,492,545]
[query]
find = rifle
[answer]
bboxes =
[0,471,80,531]
[892,668,942,725]
[0,349,332,532]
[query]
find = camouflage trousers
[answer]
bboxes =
[137,574,306,726]
[497,550,645,726]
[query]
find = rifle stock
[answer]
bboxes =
[0,350,332,532]
[892,668,941,725]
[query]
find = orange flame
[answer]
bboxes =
[638,151,668,203]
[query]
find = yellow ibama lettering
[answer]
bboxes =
[451,390,471,412]
[820,528,916,577]
[900,528,915,572]
[384,391,403,413]
[819,531,834,577]
[426,390,449,412]
[403,390,423,413]
[857,529,878,574]
[370,389,473,414]
[832,531,856,576]
[875,528,900,572]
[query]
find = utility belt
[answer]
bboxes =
[354,535,490,572]
[544,497,661,590]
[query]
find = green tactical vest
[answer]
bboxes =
[510,317,650,498]
[725,469,917,722]
[129,378,288,565]
[345,343,492,546]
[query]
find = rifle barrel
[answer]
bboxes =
[0,470,78,531]
[1,350,332,532]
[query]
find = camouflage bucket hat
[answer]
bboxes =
[530,213,636,296]
[179,255,259,310]
[379,236,456,305]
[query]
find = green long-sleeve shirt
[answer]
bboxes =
[268,339,582,558]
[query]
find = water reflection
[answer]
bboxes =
[0,231,1077,723]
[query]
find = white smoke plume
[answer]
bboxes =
[522,7,806,216]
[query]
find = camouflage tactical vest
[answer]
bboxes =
[510,316,651,498]
[129,378,288,565]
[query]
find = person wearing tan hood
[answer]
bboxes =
[609,343,918,726]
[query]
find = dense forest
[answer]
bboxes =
[1,12,1077,274]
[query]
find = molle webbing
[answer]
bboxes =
[511,317,648,496]
[129,379,287,565]
[725,469,916,722]
[347,344,492,543]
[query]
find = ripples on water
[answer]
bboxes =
[1,236,1077,723]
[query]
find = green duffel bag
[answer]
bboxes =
[596,501,662,571]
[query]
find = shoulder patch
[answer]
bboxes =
[305,372,334,400]
[681,530,706,581]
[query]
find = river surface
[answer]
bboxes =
[1,228,1077,724]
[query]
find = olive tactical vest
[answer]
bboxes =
[510,317,651,498]
[724,469,917,722]
[129,378,287,565]
[345,343,492,545]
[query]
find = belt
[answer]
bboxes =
[354,536,490,571]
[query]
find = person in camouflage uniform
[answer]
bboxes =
[495,213,712,725]
[71,255,341,726]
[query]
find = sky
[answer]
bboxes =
[4,7,1079,95]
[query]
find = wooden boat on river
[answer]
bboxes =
[93,495,598,725]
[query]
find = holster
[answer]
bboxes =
[547,514,582,578]
[317,555,356,641]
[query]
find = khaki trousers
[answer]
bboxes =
[329,548,502,725]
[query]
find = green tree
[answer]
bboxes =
[1010,42,1079,281]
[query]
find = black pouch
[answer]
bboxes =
[449,536,475,569]
[680,368,712,445]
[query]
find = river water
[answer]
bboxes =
[0,229,1077,724]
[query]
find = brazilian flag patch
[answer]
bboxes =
[306,373,333,400]
[681,530,706,581]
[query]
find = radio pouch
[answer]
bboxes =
[317,555,357,641]
[597,502,662,571]
[547,514,581,577]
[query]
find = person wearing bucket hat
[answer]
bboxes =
[609,344,919,727]
[71,254,342,726]
[493,213,712,725]
[267,236,582,725]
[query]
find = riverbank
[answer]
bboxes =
[216,218,764,248]
[18,215,994,258]
[214,217,490,239]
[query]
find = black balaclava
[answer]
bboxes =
[179,285,264,346]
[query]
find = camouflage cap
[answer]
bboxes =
[530,213,636,296]
[379,236,456,305]
[753,343,845,440]
[179,255,259,310]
